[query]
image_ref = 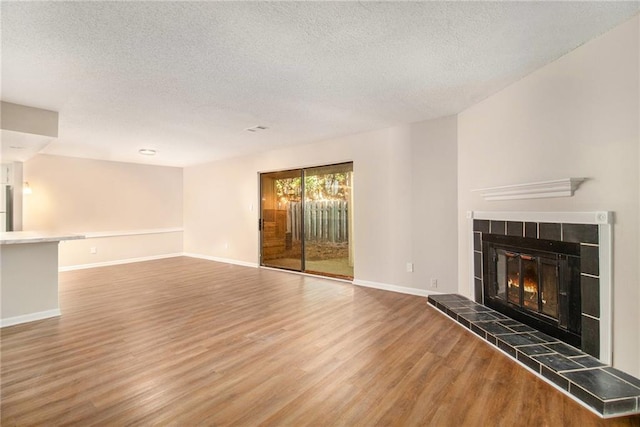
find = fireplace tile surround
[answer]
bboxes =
[427,294,640,418]
[471,213,609,360]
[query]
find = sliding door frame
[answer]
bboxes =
[259,161,353,278]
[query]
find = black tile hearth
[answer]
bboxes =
[565,369,640,416]
[605,367,640,389]
[499,333,547,347]
[477,321,514,335]
[496,319,520,327]
[564,369,640,400]
[508,324,537,333]
[458,311,503,322]
[427,293,640,418]
[517,352,541,371]
[518,344,554,356]
[529,330,561,344]
[534,353,584,372]
[545,342,584,357]
[542,365,570,390]
[572,355,606,369]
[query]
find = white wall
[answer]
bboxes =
[23,154,184,268]
[411,116,458,293]
[184,116,459,294]
[457,16,639,376]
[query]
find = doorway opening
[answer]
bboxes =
[260,162,354,279]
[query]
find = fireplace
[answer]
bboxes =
[471,213,611,361]
[482,234,582,348]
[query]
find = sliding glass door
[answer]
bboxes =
[260,162,353,279]
[302,163,353,278]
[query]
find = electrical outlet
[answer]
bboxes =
[406,262,414,272]
[430,278,438,288]
[90,247,97,254]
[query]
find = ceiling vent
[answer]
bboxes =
[245,125,268,133]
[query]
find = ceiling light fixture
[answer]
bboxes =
[138,149,156,156]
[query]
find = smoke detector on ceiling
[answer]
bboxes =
[138,148,156,156]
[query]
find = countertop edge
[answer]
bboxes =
[0,233,86,245]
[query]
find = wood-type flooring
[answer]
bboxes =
[2,256,639,426]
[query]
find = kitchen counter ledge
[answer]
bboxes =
[0,231,85,245]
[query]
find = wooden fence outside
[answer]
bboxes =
[287,200,349,243]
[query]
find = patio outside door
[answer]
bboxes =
[260,162,353,279]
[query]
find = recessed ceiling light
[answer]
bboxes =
[138,149,156,156]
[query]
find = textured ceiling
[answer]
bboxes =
[2,2,639,167]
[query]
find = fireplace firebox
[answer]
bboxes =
[483,234,582,348]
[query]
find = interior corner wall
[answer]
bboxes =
[457,15,640,376]
[184,116,458,294]
[411,116,458,293]
[23,154,184,267]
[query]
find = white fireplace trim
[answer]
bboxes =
[467,210,613,365]
[472,178,585,201]
[468,210,612,225]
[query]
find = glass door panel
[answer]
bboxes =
[303,163,353,278]
[495,249,507,300]
[260,169,303,271]
[541,260,559,318]
[507,252,520,305]
[521,255,539,310]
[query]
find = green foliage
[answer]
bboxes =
[275,173,351,201]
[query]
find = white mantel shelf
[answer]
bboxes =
[473,178,585,201]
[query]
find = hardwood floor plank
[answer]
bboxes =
[1,256,639,426]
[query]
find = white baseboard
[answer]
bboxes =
[183,253,259,268]
[59,253,184,272]
[352,279,436,297]
[1,308,61,328]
